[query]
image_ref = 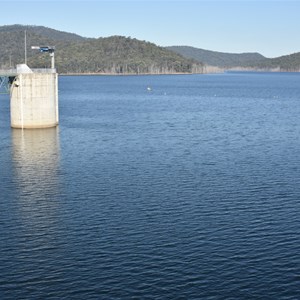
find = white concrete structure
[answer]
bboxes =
[10,64,58,129]
[16,64,33,74]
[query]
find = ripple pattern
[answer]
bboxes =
[1,73,300,299]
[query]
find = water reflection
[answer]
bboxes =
[11,127,61,201]
[10,128,65,284]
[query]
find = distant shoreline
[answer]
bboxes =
[59,68,224,76]
[59,69,300,76]
[59,72,208,76]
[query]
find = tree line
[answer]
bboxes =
[0,26,204,74]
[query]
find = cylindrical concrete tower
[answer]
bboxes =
[10,64,59,129]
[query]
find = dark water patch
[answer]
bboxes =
[1,73,300,299]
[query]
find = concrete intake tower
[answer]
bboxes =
[9,64,59,129]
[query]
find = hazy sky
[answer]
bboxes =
[1,0,299,57]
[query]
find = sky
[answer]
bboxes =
[0,0,300,58]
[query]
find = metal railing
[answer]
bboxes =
[31,68,56,74]
[0,76,10,94]
[0,69,17,76]
[0,68,56,76]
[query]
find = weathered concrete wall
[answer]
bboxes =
[10,73,58,128]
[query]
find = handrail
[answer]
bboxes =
[0,69,17,76]
[31,68,56,73]
[0,68,56,76]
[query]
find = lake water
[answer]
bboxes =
[0,72,300,299]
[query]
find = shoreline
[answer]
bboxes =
[59,67,300,76]
[59,72,209,76]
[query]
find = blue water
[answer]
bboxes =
[1,72,300,299]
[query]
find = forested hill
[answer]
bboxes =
[0,24,85,42]
[2,25,299,73]
[167,46,300,71]
[254,52,300,71]
[0,25,204,74]
[166,46,267,68]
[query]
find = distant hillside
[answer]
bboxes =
[1,25,299,73]
[167,45,300,71]
[0,25,85,42]
[0,25,204,74]
[53,36,204,74]
[255,52,300,72]
[166,46,267,68]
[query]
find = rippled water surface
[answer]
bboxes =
[1,73,300,299]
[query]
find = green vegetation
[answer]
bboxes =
[167,46,300,71]
[0,25,203,74]
[167,46,266,68]
[255,52,300,71]
[1,25,299,73]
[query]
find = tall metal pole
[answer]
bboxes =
[25,30,27,65]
